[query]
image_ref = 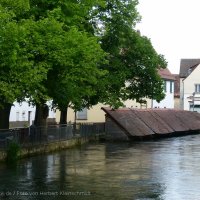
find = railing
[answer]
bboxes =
[0,123,105,149]
[79,123,105,138]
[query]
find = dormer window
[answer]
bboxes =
[188,68,192,74]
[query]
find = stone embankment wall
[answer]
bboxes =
[0,136,89,162]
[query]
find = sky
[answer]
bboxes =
[136,0,200,74]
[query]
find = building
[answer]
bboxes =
[179,59,200,113]
[57,68,175,123]
[9,101,56,128]
[102,107,200,141]
[174,74,180,109]
[123,68,175,109]
[152,68,175,109]
[58,103,107,124]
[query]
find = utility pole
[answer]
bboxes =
[192,92,195,112]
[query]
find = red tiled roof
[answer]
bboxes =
[158,68,176,81]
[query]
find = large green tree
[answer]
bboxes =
[47,0,167,121]
[0,2,50,129]
[45,25,107,124]
[0,0,167,129]
[26,0,108,125]
[91,0,167,107]
[0,0,107,127]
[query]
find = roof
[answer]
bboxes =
[102,107,200,138]
[179,59,200,78]
[158,68,175,81]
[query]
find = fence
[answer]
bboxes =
[0,123,105,149]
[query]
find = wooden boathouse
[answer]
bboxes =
[102,107,200,141]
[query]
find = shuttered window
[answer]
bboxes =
[195,84,200,93]
[77,108,88,120]
[164,81,167,92]
[170,81,173,93]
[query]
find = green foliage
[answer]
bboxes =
[23,0,108,112]
[47,27,107,111]
[0,3,50,107]
[0,0,168,126]
[91,0,167,107]
[25,3,108,111]
[122,32,167,102]
[6,141,21,163]
[0,0,30,16]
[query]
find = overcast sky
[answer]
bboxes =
[136,0,200,74]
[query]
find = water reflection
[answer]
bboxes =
[0,135,200,199]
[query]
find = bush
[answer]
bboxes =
[6,141,21,163]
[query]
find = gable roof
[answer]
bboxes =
[158,68,175,81]
[179,59,200,78]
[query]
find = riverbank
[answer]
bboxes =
[0,123,105,162]
[0,136,94,162]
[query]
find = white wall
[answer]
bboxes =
[10,101,56,125]
[10,102,35,125]
[182,64,200,112]
[153,80,174,108]
[124,99,151,109]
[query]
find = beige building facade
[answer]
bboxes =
[56,68,175,123]
[56,103,108,123]
[56,101,147,124]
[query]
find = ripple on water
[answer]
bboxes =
[1,135,200,199]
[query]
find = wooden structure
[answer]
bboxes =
[102,107,200,141]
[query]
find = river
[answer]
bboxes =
[1,134,200,200]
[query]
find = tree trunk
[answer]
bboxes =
[34,103,49,127]
[59,107,68,125]
[34,103,49,138]
[0,103,12,130]
[59,103,69,125]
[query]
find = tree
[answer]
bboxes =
[25,0,167,123]
[0,3,49,129]
[28,1,108,124]
[23,0,108,124]
[0,0,107,127]
[90,0,167,107]
[0,0,167,129]
[46,27,107,124]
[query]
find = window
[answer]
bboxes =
[164,81,167,92]
[189,104,200,112]
[170,81,173,93]
[16,111,20,121]
[195,84,200,93]
[22,111,26,121]
[77,108,88,120]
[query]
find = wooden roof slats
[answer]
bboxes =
[102,108,200,137]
